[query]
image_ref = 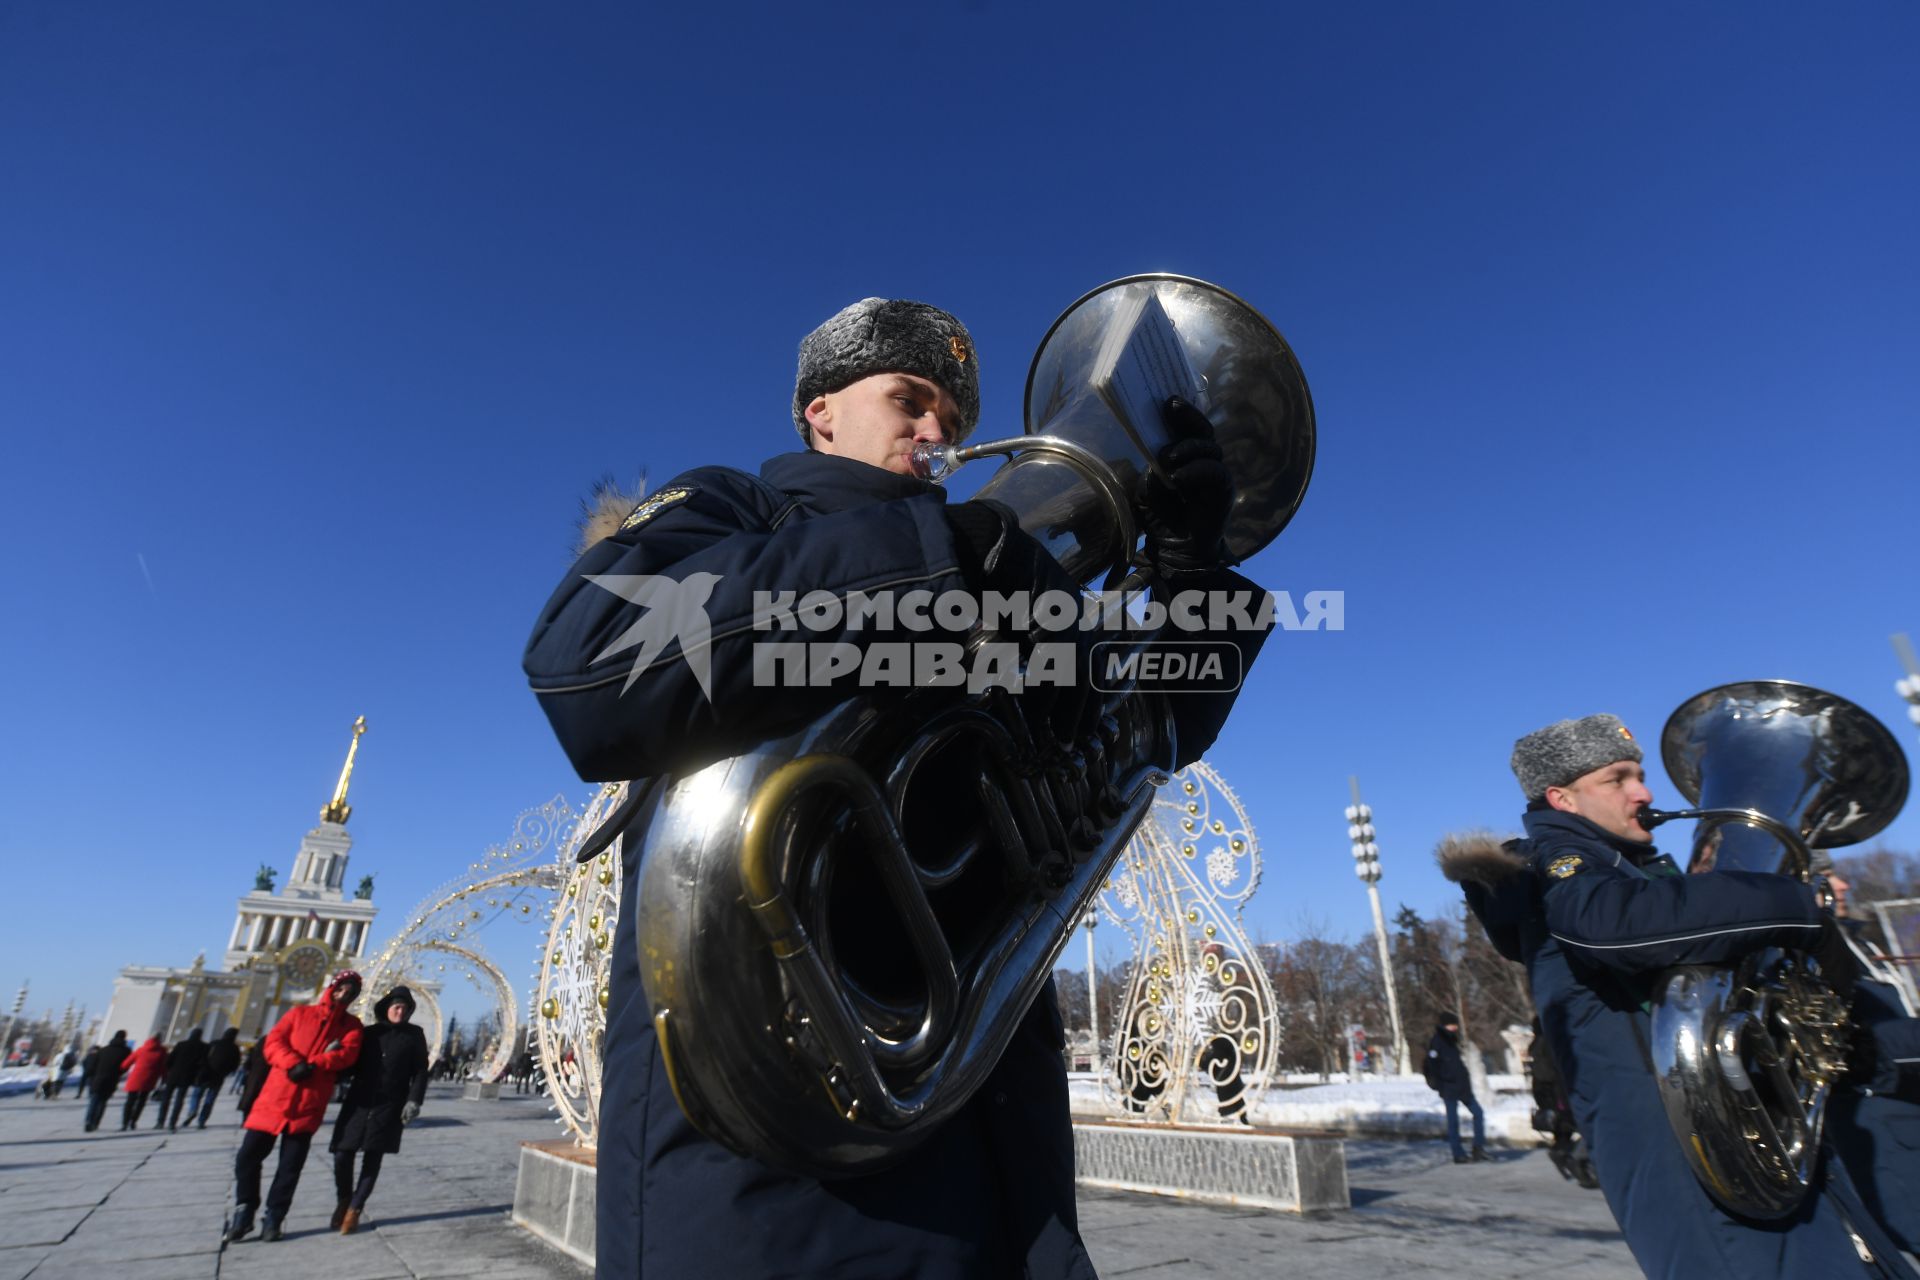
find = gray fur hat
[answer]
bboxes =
[1511,714,1643,800]
[793,298,980,445]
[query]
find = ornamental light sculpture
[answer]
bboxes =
[1347,778,1409,1075]
[1894,633,1920,737]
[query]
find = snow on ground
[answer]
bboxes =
[0,1066,53,1097]
[1068,1071,1541,1143]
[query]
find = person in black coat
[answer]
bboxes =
[190,1027,241,1129]
[1526,1019,1595,1188]
[1422,1012,1485,1163]
[159,1028,209,1130]
[83,1031,132,1132]
[328,986,429,1234]
[524,297,1269,1279]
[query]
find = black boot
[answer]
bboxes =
[259,1212,283,1243]
[1470,1147,1489,1162]
[223,1204,257,1244]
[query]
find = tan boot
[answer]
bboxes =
[330,1200,350,1231]
[339,1207,362,1235]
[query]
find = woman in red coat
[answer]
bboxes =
[119,1036,167,1131]
[223,970,363,1244]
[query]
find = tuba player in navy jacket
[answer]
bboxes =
[1446,713,1916,1279]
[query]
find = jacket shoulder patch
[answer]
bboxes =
[621,486,695,531]
[1546,853,1585,880]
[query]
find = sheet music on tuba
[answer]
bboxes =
[1088,288,1207,481]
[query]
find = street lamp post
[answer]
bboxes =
[1347,779,1410,1075]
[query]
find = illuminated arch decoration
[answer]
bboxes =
[1098,762,1280,1123]
[532,781,627,1148]
[356,795,571,1078]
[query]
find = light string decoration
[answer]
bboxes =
[1098,762,1280,1123]
[356,795,573,1081]
[532,781,628,1148]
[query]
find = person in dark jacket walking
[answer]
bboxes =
[120,1035,167,1130]
[47,1047,78,1099]
[328,985,429,1234]
[1828,966,1920,1255]
[159,1028,209,1130]
[225,971,364,1244]
[1422,1012,1485,1163]
[83,1032,130,1132]
[523,296,1271,1279]
[509,1049,536,1094]
[1446,713,1916,1278]
[1526,1019,1595,1188]
[192,1028,242,1128]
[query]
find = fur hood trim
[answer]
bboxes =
[1436,830,1528,884]
[577,478,647,555]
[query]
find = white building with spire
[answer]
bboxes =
[100,718,381,1044]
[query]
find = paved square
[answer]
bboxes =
[1,1085,1638,1277]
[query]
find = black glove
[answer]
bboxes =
[943,500,1099,750]
[1139,397,1233,576]
[945,500,1068,599]
[285,1061,315,1083]
[1811,916,1859,1004]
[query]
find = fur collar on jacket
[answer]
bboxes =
[1435,830,1528,885]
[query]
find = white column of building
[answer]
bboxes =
[348,922,365,955]
[326,919,344,949]
[229,914,249,953]
[271,916,290,949]
[249,915,269,951]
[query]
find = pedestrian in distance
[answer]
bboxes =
[159,1027,210,1130]
[510,1048,536,1094]
[224,970,364,1245]
[119,1035,167,1131]
[328,985,430,1234]
[45,1046,78,1100]
[1422,1012,1486,1163]
[1526,1018,1596,1188]
[192,1028,242,1128]
[232,1043,255,1097]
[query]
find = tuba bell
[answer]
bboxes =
[629,275,1314,1177]
[1640,679,1909,1219]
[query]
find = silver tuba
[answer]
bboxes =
[1641,679,1909,1218]
[630,275,1314,1177]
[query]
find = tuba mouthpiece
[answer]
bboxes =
[1637,806,1682,830]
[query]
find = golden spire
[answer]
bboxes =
[321,716,367,825]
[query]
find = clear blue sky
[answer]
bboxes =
[3,4,1917,1024]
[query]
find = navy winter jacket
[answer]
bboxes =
[525,450,1268,1279]
[1464,809,1916,1279]
[1421,1028,1472,1100]
[1830,977,1920,1256]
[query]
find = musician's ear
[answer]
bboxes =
[1543,785,1576,815]
[803,395,833,448]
